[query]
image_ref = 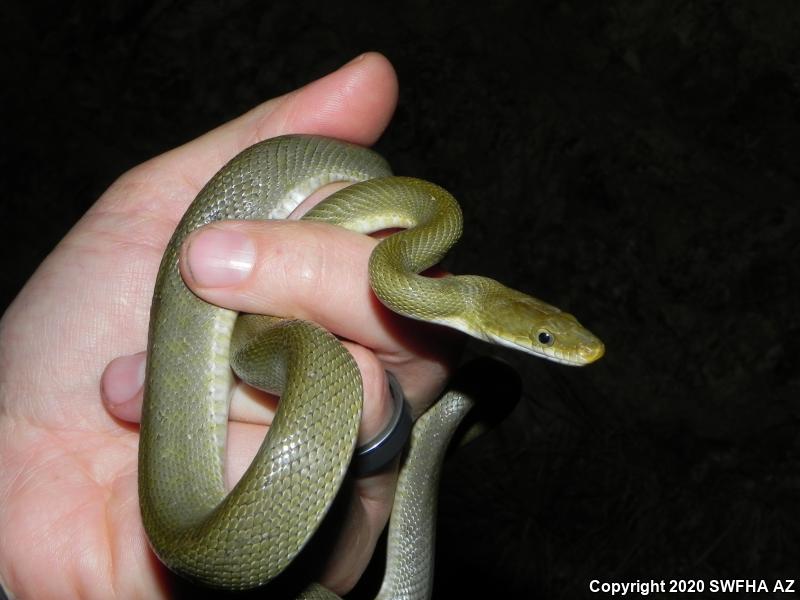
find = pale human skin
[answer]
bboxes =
[0,53,460,598]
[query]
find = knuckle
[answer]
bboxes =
[348,346,385,395]
[257,223,329,309]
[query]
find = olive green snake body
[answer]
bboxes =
[139,135,604,598]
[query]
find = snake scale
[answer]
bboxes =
[139,134,604,598]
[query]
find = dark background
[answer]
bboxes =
[3,1,799,598]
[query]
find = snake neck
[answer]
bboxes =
[368,248,480,331]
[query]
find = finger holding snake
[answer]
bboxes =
[102,218,462,428]
[101,210,462,595]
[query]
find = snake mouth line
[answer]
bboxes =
[486,334,588,366]
[436,318,591,366]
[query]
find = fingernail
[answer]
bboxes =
[345,52,366,66]
[103,353,146,406]
[186,228,255,287]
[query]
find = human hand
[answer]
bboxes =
[0,53,461,598]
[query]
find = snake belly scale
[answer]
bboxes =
[139,135,604,596]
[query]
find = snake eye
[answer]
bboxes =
[537,330,554,346]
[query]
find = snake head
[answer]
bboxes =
[472,279,605,366]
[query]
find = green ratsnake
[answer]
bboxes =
[138,134,604,598]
